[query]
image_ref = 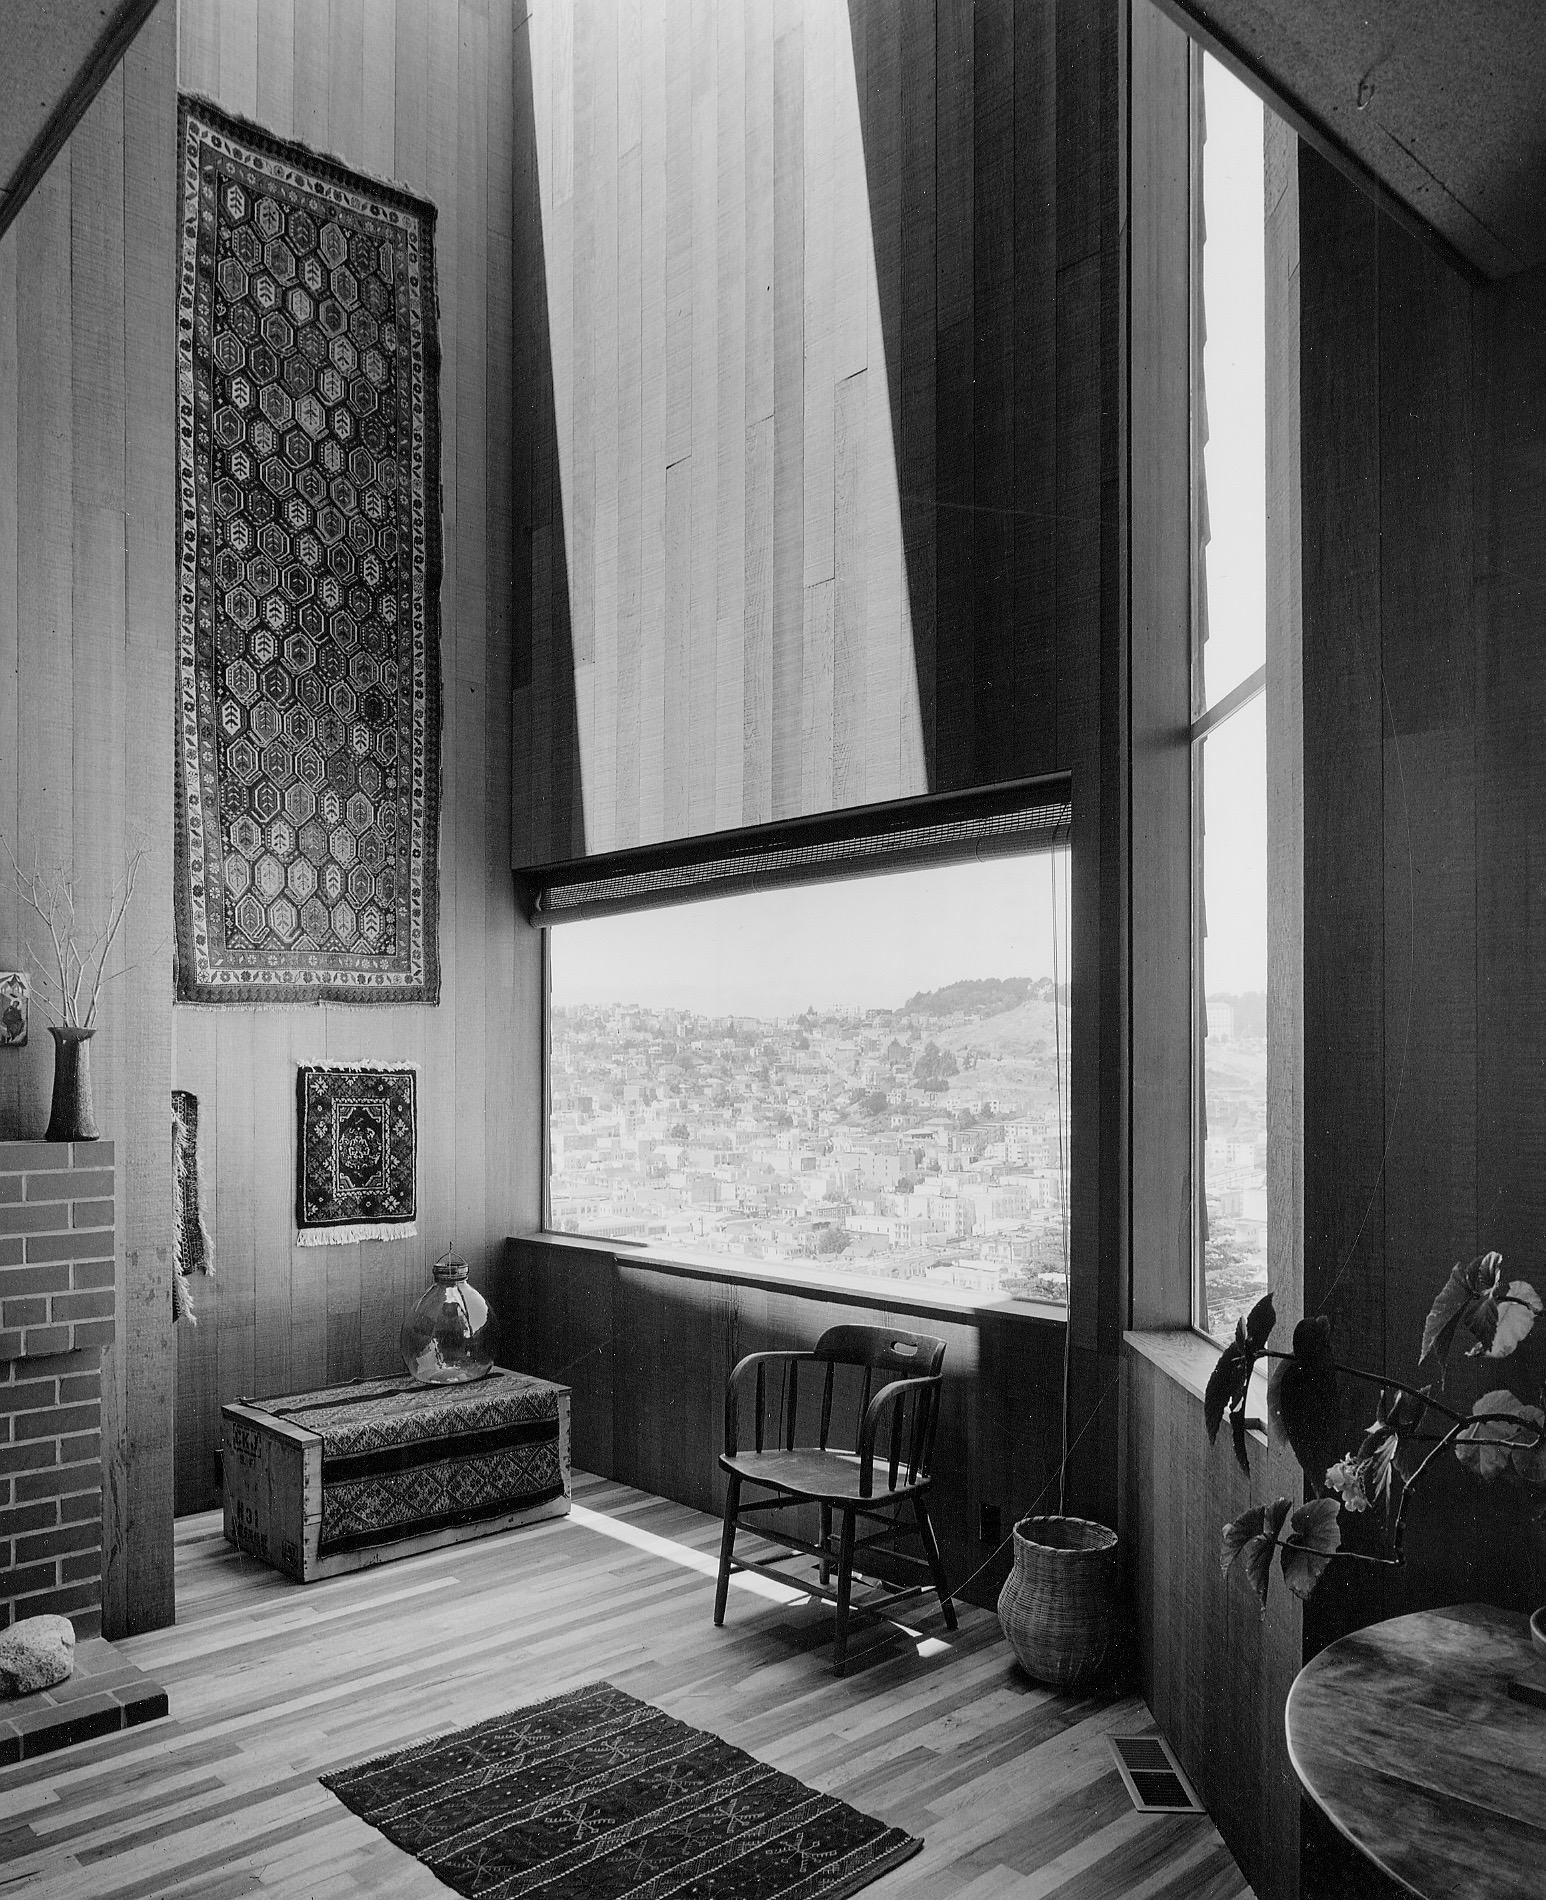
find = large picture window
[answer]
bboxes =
[542,821,1071,1308]
[1192,49,1268,1344]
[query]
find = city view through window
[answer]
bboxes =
[1195,49,1268,1345]
[547,852,1073,1305]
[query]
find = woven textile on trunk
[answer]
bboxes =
[322,1680,921,1900]
[259,1371,565,1556]
[174,96,442,1004]
[296,1061,417,1244]
[171,1089,214,1322]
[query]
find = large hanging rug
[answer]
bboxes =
[322,1681,921,1900]
[174,96,442,1003]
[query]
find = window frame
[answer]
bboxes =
[530,780,1075,1312]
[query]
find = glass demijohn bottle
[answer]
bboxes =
[400,1252,501,1384]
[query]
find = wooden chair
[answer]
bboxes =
[713,1323,957,1674]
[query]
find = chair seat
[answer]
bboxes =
[720,1446,926,1506]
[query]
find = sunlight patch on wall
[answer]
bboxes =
[526,0,926,853]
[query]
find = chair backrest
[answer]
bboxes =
[812,1324,946,1487]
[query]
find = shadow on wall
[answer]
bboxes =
[513,12,586,868]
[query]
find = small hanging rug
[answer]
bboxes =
[296,1061,416,1243]
[322,1680,921,1900]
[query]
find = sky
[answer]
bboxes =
[1198,54,1268,997]
[551,850,1071,1020]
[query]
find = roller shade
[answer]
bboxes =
[519,775,1072,926]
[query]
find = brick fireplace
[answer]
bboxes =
[0,1140,115,1636]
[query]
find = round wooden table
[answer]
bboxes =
[1285,1602,1546,1900]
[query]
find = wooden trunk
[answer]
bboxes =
[220,1373,571,1583]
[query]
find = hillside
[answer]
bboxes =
[901,975,1067,1019]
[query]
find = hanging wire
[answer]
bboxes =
[1051,847,1073,1514]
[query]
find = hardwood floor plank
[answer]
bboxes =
[2,1477,1251,1899]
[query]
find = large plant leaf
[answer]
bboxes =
[1220,1497,1290,1614]
[1480,1280,1542,1360]
[1206,1294,1275,1444]
[1455,1390,1546,1481]
[1280,1498,1342,1601]
[1269,1316,1341,1490]
[1419,1253,1533,1381]
[1243,1292,1277,1350]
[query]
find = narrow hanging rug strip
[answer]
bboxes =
[172,1088,215,1320]
[321,1680,922,1900]
[296,1062,417,1246]
[173,95,443,1005]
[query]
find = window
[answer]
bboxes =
[1192,50,1268,1344]
[542,820,1071,1307]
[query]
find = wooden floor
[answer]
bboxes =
[0,1474,1254,1900]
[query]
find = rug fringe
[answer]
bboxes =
[297,1221,418,1246]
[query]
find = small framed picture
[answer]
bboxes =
[0,972,28,1048]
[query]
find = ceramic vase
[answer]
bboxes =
[45,1026,98,1143]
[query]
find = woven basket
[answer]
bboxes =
[997,1514,1118,1688]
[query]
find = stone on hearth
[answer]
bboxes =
[0,1615,75,1697]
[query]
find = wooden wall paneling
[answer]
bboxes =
[1128,1,1191,1330]
[972,0,1015,786]
[831,370,864,804]
[659,0,691,828]
[896,0,936,788]
[687,0,718,835]
[1472,265,1546,1617]
[0,228,18,1139]
[590,0,621,851]
[455,0,491,1290]
[170,0,523,1503]
[635,0,666,848]
[1012,1,1058,779]
[292,0,329,156]
[1295,158,1385,1633]
[255,0,295,136]
[115,0,178,1633]
[857,0,902,804]
[219,0,260,120]
[739,3,774,826]
[180,0,219,101]
[770,10,803,822]
[800,0,834,625]
[1375,220,1480,1616]
[713,0,746,833]
[931,0,973,793]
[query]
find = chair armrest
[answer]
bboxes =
[724,1350,816,1455]
[857,1376,940,1496]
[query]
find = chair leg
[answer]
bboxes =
[714,1475,741,1627]
[912,1494,957,1630]
[819,1503,832,1585]
[832,1508,857,1676]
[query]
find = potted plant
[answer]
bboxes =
[1205,1256,1545,1611]
[2,839,147,1142]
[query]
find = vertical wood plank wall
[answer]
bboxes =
[171,0,544,1517]
[510,0,1128,1531]
[507,1236,1068,1609]
[1297,146,1544,1638]
[512,0,1121,857]
[0,3,178,1637]
[1130,142,1546,1900]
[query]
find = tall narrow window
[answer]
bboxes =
[1192,50,1267,1344]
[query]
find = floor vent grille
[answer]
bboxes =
[1107,1734,1203,1813]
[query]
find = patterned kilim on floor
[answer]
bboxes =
[174,95,442,1004]
[256,1370,566,1556]
[296,1061,417,1244]
[322,1681,922,1900]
